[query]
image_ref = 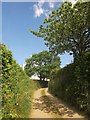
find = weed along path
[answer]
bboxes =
[29,88,86,118]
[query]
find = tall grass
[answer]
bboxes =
[16,79,41,118]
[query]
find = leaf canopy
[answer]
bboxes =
[30,1,90,60]
[24,51,61,80]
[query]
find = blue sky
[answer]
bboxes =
[2,2,73,68]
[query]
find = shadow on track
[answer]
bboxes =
[32,95,76,117]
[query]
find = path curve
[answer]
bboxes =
[30,88,86,118]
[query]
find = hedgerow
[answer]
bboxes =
[1,44,39,118]
[49,52,90,116]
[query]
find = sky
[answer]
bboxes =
[2,1,74,68]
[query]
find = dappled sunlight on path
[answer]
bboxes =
[30,88,86,119]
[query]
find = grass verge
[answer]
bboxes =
[16,79,41,118]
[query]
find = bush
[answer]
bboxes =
[1,44,39,118]
[74,52,90,113]
[49,52,90,115]
[48,68,60,95]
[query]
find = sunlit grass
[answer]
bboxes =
[16,79,41,118]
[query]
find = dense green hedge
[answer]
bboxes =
[1,44,39,118]
[49,52,90,116]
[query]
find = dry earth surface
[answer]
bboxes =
[30,88,87,119]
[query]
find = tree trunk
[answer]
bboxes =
[39,73,42,80]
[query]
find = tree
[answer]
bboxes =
[30,1,90,60]
[24,51,60,80]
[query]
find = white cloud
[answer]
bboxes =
[33,4,44,17]
[49,2,54,8]
[38,0,46,7]
[33,0,56,18]
[33,0,46,17]
[66,0,78,4]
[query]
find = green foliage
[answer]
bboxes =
[33,80,48,88]
[49,64,76,100]
[30,1,90,60]
[1,44,40,118]
[74,52,90,113]
[25,50,61,80]
[49,52,90,115]
[48,68,61,94]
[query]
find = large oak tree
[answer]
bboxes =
[24,51,60,80]
[30,1,90,60]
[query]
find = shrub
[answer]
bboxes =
[1,44,39,118]
[49,52,90,115]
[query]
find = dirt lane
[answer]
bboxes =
[30,88,86,118]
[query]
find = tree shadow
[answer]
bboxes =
[32,95,76,117]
